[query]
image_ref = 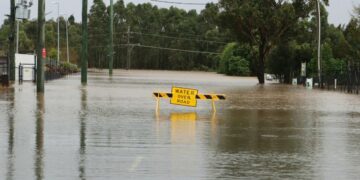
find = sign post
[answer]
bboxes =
[301,62,306,85]
[301,63,306,77]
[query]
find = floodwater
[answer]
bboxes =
[1,70,360,179]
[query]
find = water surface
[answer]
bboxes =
[0,70,360,179]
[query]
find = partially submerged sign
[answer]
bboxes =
[153,87,226,111]
[170,87,198,107]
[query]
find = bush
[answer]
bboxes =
[218,42,251,76]
[59,62,80,74]
[228,56,251,76]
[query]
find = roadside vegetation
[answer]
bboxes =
[0,1,359,84]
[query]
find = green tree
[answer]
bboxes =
[218,0,322,84]
[89,0,109,68]
[344,18,360,64]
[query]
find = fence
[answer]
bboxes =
[44,58,63,81]
[0,56,9,86]
[314,63,360,94]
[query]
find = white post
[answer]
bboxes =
[66,19,69,63]
[16,20,19,53]
[57,3,60,65]
[335,79,337,90]
[317,0,322,88]
[53,1,60,65]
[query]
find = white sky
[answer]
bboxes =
[0,0,358,26]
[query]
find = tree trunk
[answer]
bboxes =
[257,45,265,84]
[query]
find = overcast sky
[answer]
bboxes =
[0,0,359,26]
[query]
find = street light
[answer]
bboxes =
[66,18,70,63]
[316,0,322,88]
[61,14,70,63]
[52,1,60,65]
[15,0,34,53]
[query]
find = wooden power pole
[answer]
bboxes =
[109,0,114,75]
[81,0,88,84]
[9,0,16,81]
[36,0,45,93]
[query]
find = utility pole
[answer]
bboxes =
[316,0,322,88]
[9,0,16,81]
[81,0,88,84]
[37,0,45,93]
[127,26,131,70]
[109,0,114,75]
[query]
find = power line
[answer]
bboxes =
[132,26,232,41]
[130,32,228,44]
[134,44,220,55]
[150,0,207,5]
[88,25,232,42]
[71,43,220,55]
[88,31,229,45]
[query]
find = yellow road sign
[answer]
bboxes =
[170,87,198,107]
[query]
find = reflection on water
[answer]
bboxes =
[79,87,87,180]
[170,112,197,144]
[35,94,44,180]
[6,88,15,180]
[0,70,360,179]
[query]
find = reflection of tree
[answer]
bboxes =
[6,89,15,180]
[79,87,87,180]
[35,94,45,180]
[209,109,315,178]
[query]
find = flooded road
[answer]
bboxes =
[1,70,360,179]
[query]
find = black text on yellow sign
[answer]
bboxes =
[170,87,199,107]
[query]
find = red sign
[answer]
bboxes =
[42,48,46,59]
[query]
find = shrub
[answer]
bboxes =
[59,62,80,74]
[218,42,251,76]
[228,56,251,76]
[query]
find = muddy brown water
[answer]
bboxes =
[1,70,360,179]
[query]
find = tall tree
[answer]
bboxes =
[88,0,108,68]
[218,0,316,84]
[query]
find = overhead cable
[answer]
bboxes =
[150,0,207,5]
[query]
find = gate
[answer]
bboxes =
[18,63,36,83]
[0,56,9,86]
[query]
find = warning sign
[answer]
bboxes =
[170,87,198,107]
[42,48,46,59]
